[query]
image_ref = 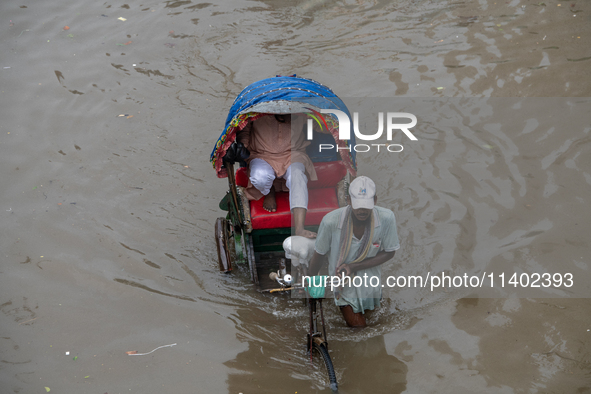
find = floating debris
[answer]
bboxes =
[457,16,478,27]
[126,343,177,356]
[567,56,591,62]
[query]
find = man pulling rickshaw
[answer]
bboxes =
[307,176,400,328]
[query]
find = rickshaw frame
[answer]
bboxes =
[211,76,357,393]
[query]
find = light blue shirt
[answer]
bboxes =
[314,206,400,313]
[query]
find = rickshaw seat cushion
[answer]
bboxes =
[235,161,346,189]
[250,187,340,229]
[235,166,249,188]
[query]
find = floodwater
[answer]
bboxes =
[1,0,590,393]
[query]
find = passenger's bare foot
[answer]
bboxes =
[263,189,276,212]
[296,228,317,239]
[292,207,315,238]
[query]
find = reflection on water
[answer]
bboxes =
[226,305,409,394]
[1,0,590,392]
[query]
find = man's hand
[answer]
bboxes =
[308,251,328,277]
[336,263,353,277]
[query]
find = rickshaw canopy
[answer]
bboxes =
[210,75,357,178]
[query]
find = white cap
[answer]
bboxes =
[349,176,376,209]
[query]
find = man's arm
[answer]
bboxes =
[336,251,395,277]
[308,251,328,276]
[236,121,252,148]
[307,209,334,276]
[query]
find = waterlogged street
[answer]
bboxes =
[1,0,590,393]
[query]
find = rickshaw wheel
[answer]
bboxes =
[313,341,338,392]
[215,218,233,273]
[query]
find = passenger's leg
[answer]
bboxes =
[284,163,315,238]
[249,158,277,212]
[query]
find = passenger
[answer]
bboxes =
[308,176,400,328]
[236,113,318,239]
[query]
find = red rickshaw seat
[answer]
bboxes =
[235,161,346,230]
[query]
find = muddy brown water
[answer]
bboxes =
[1,0,590,393]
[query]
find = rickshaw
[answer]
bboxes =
[210,76,357,391]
